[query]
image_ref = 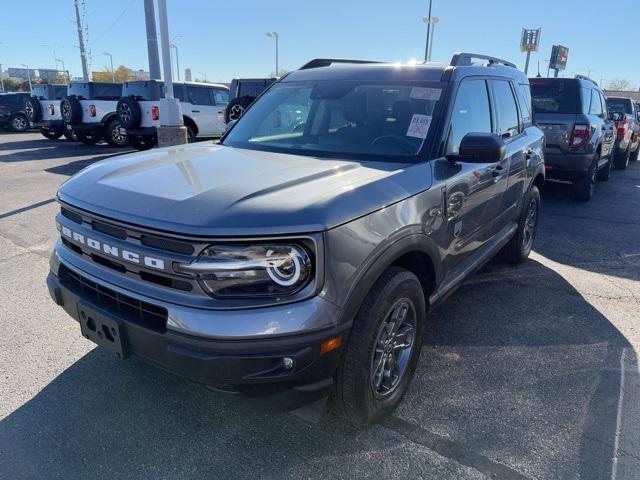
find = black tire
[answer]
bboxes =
[9,113,29,132]
[116,96,142,129]
[25,96,42,123]
[40,128,63,140]
[572,155,598,201]
[502,185,540,264]
[614,147,630,170]
[76,130,102,145]
[333,267,426,426]
[597,155,612,181]
[186,124,196,142]
[631,145,639,162]
[60,96,83,125]
[129,135,154,151]
[224,96,254,123]
[63,127,77,142]
[104,119,128,147]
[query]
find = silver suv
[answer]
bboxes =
[47,53,544,425]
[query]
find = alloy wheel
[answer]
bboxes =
[111,124,127,146]
[370,298,416,398]
[522,198,538,251]
[12,116,27,131]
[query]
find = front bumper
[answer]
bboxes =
[543,151,593,180]
[47,251,348,410]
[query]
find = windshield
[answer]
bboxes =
[223,80,442,160]
[606,98,633,114]
[530,80,579,114]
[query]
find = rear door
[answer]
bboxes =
[211,88,229,135]
[185,85,217,136]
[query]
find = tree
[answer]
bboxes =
[2,77,26,92]
[606,78,633,91]
[92,65,134,82]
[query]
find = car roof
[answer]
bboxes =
[284,54,527,84]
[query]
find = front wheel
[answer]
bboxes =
[76,131,102,145]
[614,147,630,170]
[631,145,639,162]
[128,135,154,151]
[597,156,612,181]
[502,185,540,264]
[332,267,426,426]
[572,156,598,201]
[63,128,77,142]
[40,128,63,140]
[104,119,128,147]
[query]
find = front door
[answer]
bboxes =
[438,78,509,275]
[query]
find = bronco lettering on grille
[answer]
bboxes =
[58,223,166,271]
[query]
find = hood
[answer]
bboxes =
[58,142,431,236]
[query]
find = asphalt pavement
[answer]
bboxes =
[1,131,639,479]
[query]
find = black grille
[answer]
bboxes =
[58,264,167,333]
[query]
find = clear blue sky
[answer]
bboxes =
[2,0,638,88]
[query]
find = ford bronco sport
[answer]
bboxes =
[24,84,76,141]
[116,80,229,150]
[0,92,30,132]
[530,76,615,201]
[60,82,128,147]
[605,96,640,170]
[47,53,544,425]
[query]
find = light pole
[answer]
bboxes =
[103,52,115,82]
[55,58,68,83]
[170,43,180,81]
[0,42,4,92]
[21,64,32,91]
[422,16,439,62]
[266,31,279,76]
[422,0,433,62]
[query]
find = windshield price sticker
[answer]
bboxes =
[406,114,432,139]
[410,87,441,101]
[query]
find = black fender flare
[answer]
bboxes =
[182,115,198,136]
[338,233,442,325]
[101,112,119,128]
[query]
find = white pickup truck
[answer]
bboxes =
[116,80,229,150]
[60,82,128,147]
[24,84,76,141]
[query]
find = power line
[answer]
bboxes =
[89,0,137,45]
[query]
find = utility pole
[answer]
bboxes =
[156,0,186,147]
[144,0,161,80]
[423,0,433,62]
[0,64,4,92]
[266,32,279,76]
[74,0,89,81]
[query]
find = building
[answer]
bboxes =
[7,67,64,82]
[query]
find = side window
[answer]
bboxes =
[173,85,187,103]
[446,79,492,155]
[580,88,591,113]
[212,89,229,106]
[493,80,520,139]
[517,84,532,124]
[187,87,213,106]
[589,90,603,116]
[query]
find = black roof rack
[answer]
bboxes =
[574,74,598,86]
[299,58,384,70]
[449,52,516,69]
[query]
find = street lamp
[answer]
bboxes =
[21,64,32,91]
[422,16,439,62]
[422,0,433,62]
[170,43,180,81]
[103,52,115,82]
[55,58,68,84]
[266,31,279,76]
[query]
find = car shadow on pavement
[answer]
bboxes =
[0,260,637,479]
[535,161,640,282]
[0,138,130,163]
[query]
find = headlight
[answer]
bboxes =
[177,244,313,298]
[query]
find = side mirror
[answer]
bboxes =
[452,132,506,164]
[609,111,624,122]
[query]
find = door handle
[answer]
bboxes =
[192,110,200,113]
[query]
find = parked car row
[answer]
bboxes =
[530,76,638,201]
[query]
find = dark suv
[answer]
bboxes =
[0,92,30,132]
[605,96,640,169]
[47,53,544,425]
[530,76,615,201]
[224,77,277,123]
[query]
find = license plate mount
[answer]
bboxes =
[77,301,128,359]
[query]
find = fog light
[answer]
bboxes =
[283,357,294,370]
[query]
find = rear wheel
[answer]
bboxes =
[614,147,630,170]
[40,128,63,140]
[76,131,102,145]
[129,135,154,151]
[104,119,128,147]
[10,114,28,132]
[503,185,540,264]
[332,267,426,426]
[572,155,598,201]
